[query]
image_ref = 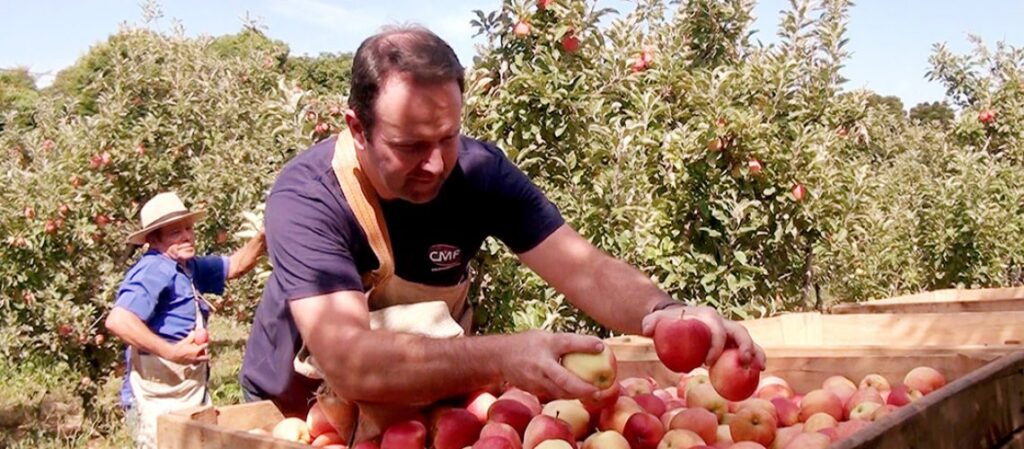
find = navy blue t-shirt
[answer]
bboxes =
[239,135,564,413]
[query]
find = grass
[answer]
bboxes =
[0,317,253,448]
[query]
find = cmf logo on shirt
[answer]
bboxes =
[428,244,462,272]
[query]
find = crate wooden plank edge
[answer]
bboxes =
[157,401,308,449]
[830,349,1024,449]
[833,287,1024,314]
[738,311,1024,347]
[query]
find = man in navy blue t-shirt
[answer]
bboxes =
[240,26,765,419]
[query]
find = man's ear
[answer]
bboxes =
[345,110,367,151]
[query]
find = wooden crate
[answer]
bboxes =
[605,336,1024,449]
[158,400,310,449]
[832,287,1024,314]
[737,311,1024,347]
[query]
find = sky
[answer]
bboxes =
[1,0,1023,108]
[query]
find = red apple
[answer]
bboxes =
[58,324,74,337]
[709,349,761,402]
[654,319,713,373]
[791,183,806,202]
[747,160,762,175]
[432,408,483,449]
[979,110,997,124]
[475,436,518,449]
[562,346,618,390]
[537,0,554,10]
[501,388,543,416]
[886,384,922,407]
[631,56,648,73]
[381,420,427,449]
[656,429,706,449]
[582,430,631,449]
[58,204,70,216]
[768,397,798,427]
[194,328,209,345]
[24,207,35,219]
[273,417,312,444]
[903,366,945,395]
[728,407,776,447]
[513,21,531,37]
[562,34,580,53]
[821,376,856,406]
[467,391,499,422]
[489,399,534,436]
[797,390,842,422]
[480,422,523,449]
[634,393,667,417]
[307,402,336,438]
[45,220,57,234]
[624,412,665,449]
[668,408,717,444]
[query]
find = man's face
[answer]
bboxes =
[149,220,196,263]
[349,74,462,204]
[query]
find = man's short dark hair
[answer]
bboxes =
[348,25,465,137]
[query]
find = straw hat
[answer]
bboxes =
[126,192,206,245]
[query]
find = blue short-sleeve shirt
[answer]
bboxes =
[239,135,565,414]
[116,250,229,407]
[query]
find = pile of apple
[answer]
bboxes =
[251,319,947,449]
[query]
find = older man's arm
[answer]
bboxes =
[227,228,266,280]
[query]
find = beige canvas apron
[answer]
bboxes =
[128,284,211,449]
[292,132,474,442]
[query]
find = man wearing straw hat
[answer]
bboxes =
[104,191,267,448]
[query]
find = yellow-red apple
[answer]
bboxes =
[686,384,728,421]
[542,399,590,439]
[563,347,618,390]
[728,407,776,447]
[903,366,945,395]
[797,390,842,422]
[802,413,837,433]
[656,429,706,449]
[273,417,312,444]
[582,430,631,449]
[523,414,575,449]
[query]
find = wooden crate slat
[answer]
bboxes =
[833,287,1024,314]
[158,402,303,449]
[739,312,1024,347]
